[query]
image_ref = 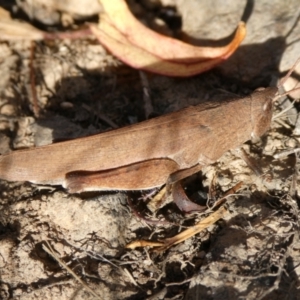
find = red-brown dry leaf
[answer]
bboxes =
[90,21,242,76]
[99,0,245,63]
[93,0,246,76]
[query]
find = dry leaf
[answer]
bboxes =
[126,182,243,251]
[90,21,245,77]
[99,0,244,63]
[126,206,228,251]
[91,0,246,77]
[91,22,231,76]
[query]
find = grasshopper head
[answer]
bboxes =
[250,87,277,141]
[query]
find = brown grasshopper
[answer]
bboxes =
[1,58,299,202]
[0,87,276,195]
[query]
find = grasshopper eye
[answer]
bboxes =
[263,100,272,112]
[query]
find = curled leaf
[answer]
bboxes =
[93,0,246,76]
[90,20,245,77]
[99,0,245,63]
[172,182,206,212]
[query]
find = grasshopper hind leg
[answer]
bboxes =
[65,158,179,193]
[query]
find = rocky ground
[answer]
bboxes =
[0,0,300,299]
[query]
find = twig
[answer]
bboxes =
[272,99,297,120]
[279,56,300,87]
[64,238,139,287]
[29,41,39,117]
[273,88,300,101]
[42,241,102,300]
[209,181,244,209]
[274,148,300,159]
[165,278,192,286]
[154,205,228,252]
[81,103,119,129]
[139,71,153,119]
[43,28,93,40]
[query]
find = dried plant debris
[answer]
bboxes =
[0,0,300,299]
[0,1,245,76]
[90,0,246,76]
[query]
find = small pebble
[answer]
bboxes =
[283,76,300,99]
[0,104,15,116]
[285,138,297,148]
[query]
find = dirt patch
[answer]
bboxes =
[0,1,300,299]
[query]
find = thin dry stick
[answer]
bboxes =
[165,278,192,287]
[273,56,300,102]
[42,241,102,300]
[279,56,300,87]
[139,70,153,119]
[43,28,92,40]
[209,181,244,209]
[29,41,39,117]
[64,238,139,287]
[273,88,300,101]
[272,99,297,120]
[155,205,228,252]
[81,103,119,129]
[285,151,300,197]
[274,148,300,159]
